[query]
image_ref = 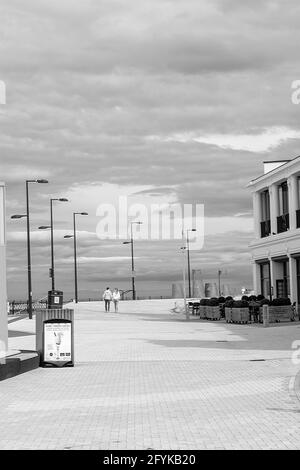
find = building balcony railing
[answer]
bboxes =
[260,220,271,238]
[297,209,300,229]
[277,213,289,233]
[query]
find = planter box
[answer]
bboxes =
[231,307,249,324]
[206,306,221,320]
[260,305,294,323]
[199,305,207,319]
[225,307,232,323]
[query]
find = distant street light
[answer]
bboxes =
[11,179,49,319]
[39,198,68,290]
[123,221,142,300]
[64,212,88,303]
[186,229,197,298]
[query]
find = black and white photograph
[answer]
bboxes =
[1,0,300,455]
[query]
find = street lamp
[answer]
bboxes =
[186,229,197,298]
[123,221,142,300]
[39,197,68,291]
[180,245,189,321]
[64,212,88,303]
[11,179,49,319]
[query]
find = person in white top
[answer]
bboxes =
[112,288,121,312]
[102,287,112,312]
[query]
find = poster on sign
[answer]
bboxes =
[43,321,72,364]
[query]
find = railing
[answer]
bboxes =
[260,220,271,238]
[8,299,48,315]
[297,209,300,229]
[277,213,289,233]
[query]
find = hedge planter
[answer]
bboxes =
[225,307,232,323]
[206,306,221,321]
[199,306,207,319]
[231,307,249,324]
[260,305,294,323]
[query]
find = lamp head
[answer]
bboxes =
[11,214,27,219]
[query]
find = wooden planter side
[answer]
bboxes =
[266,305,294,323]
[225,307,232,322]
[206,306,221,320]
[199,305,207,319]
[231,307,249,323]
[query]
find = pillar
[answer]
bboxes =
[288,174,298,231]
[270,184,279,235]
[289,255,297,304]
[253,191,261,238]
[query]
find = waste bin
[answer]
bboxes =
[36,308,74,367]
[48,290,63,309]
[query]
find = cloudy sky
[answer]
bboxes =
[1,0,300,300]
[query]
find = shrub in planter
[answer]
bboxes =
[257,294,265,301]
[199,298,208,319]
[260,298,270,306]
[241,295,249,301]
[233,300,249,308]
[262,297,293,323]
[218,296,226,303]
[248,295,257,302]
[225,296,233,301]
[207,298,219,306]
[231,300,249,323]
[270,297,291,306]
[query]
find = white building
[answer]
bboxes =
[247,158,300,304]
[0,182,7,357]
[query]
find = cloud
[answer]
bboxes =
[2,0,300,298]
[148,127,300,153]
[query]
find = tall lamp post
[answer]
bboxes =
[186,228,197,298]
[218,269,222,297]
[123,221,142,300]
[39,198,68,290]
[11,179,48,319]
[64,212,88,303]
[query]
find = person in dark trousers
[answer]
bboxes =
[102,287,112,312]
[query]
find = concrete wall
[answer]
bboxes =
[0,183,7,357]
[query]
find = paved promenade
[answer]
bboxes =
[2,299,300,450]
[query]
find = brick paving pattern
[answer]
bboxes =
[2,299,300,449]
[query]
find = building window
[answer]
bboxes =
[275,260,290,298]
[260,262,271,299]
[260,190,270,237]
[277,181,289,232]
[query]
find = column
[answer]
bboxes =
[289,256,297,304]
[269,184,279,235]
[269,258,275,299]
[0,182,7,357]
[252,261,260,295]
[253,191,261,238]
[288,174,298,231]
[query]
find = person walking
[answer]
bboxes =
[112,288,121,312]
[102,287,112,312]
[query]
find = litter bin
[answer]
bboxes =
[36,308,74,367]
[48,290,63,309]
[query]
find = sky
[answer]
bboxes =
[1,0,300,300]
